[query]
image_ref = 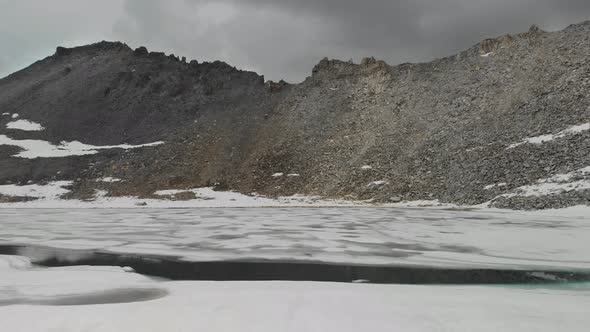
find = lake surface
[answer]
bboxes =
[1,207,588,271]
[1,207,589,332]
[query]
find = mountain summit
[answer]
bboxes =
[1,21,589,209]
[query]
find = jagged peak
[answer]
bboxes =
[527,24,544,34]
[478,34,515,55]
[564,20,590,32]
[311,56,391,79]
[47,41,265,82]
[54,41,131,57]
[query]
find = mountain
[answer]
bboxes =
[1,22,589,210]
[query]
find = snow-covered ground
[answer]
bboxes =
[5,119,45,131]
[1,171,589,331]
[484,166,590,201]
[508,122,590,149]
[1,207,588,270]
[0,183,402,208]
[0,181,72,199]
[1,202,589,331]
[1,255,589,332]
[0,117,163,158]
[0,135,164,158]
[0,179,461,209]
[502,170,590,198]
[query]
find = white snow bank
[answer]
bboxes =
[6,119,45,131]
[0,184,462,209]
[151,188,358,207]
[0,255,589,332]
[11,113,19,119]
[361,165,373,170]
[0,255,158,302]
[0,135,163,158]
[498,166,590,198]
[0,181,72,199]
[154,189,190,196]
[1,113,9,116]
[96,177,123,183]
[484,182,507,190]
[367,180,388,189]
[272,173,284,177]
[508,123,590,149]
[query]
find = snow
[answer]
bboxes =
[287,173,301,177]
[0,135,164,158]
[96,177,123,183]
[11,113,19,119]
[1,206,590,270]
[508,122,590,149]
[484,182,507,190]
[0,183,385,208]
[480,52,494,57]
[5,119,45,131]
[367,180,388,188]
[1,113,9,116]
[0,255,162,304]
[361,165,373,170]
[496,166,590,198]
[272,173,284,177]
[154,189,190,196]
[505,180,590,197]
[149,187,360,208]
[1,254,589,332]
[0,181,72,199]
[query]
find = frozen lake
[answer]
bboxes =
[1,207,589,331]
[1,207,589,270]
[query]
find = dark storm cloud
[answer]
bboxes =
[113,0,590,81]
[2,0,590,81]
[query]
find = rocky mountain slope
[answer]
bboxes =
[1,22,589,209]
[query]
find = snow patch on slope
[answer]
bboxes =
[6,120,45,131]
[0,135,163,158]
[154,187,358,207]
[508,123,590,149]
[496,166,590,199]
[484,182,507,190]
[367,180,388,189]
[0,185,389,208]
[0,181,72,199]
[96,177,123,183]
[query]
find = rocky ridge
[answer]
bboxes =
[0,22,589,209]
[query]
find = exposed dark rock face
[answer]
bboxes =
[1,21,590,209]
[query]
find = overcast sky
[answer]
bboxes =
[1,0,590,82]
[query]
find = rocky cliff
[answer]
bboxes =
[1,22,589,209]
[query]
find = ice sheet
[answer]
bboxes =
[1,255,589,332]
[0,207,588,270]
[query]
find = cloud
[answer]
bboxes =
[112,0,590,81]
[0,0,122,78]
[1,0,590,81]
